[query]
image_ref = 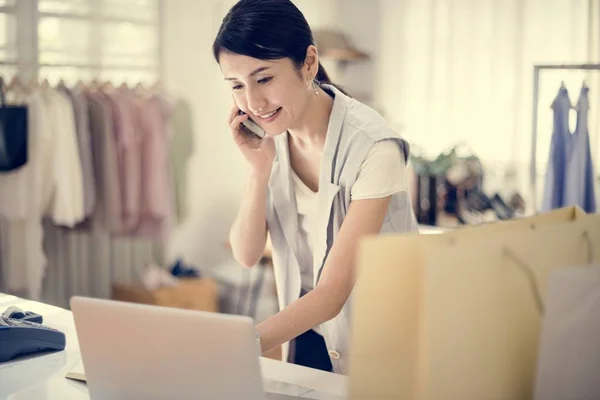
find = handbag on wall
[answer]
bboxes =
[0,77,28,172]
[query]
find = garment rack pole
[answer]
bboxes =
[530,63,600,212]
[0,61,157,71]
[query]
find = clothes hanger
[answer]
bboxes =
[552,81,574,109]
[74,79,85,91]
[6,76,27,101]
[27,77,39,90]
[101,80,114,92]
[134,81,152,98]
[40,78,50,90]
[7,76,24,92]
[88,79,100,91]
[150,79,163,93]
[558,81,569,95]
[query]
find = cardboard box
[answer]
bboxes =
[111,277,285,361]
[111,278,219,313]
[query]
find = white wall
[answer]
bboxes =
[162,0,242,269]
[372,0,599,209]
[161,0,364,269]
[329,0,381,106]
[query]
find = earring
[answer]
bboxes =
[311,79,320,95]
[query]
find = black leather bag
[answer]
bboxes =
[0,82,28,172]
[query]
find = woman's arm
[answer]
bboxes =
[227,103,276,268]
[256,195,392,353]
[229,171,270,268]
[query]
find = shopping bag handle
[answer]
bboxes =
[503,230,594,316]
[503,248,545,315]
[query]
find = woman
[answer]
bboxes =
[213,0,418,375]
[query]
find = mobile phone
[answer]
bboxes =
[238,110,266,139]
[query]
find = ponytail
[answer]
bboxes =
[315,62,332,84]
[316,62,350,96]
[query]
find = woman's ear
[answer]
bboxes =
[303,45,319,79]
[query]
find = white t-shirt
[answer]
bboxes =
[293,139,407,333]
[45,88,85,226]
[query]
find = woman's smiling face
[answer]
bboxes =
[219,52,313,136]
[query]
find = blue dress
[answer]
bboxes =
[564,86,596,212]
[541,86,571,212]
[542,85,597,213]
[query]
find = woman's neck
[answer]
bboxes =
[287,87,334,150]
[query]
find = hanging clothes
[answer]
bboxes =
[169,99,195,224]
[43,86,85,226]
[85,90,123,233]
[58,84,96,218]
[541,85,571,212]
[0,84,84,299]
[133,93,173,241]
[0,81,179,299]
[0,89,30,219]
[0,88,49,299]
[564,86,596,212]
[111,87,142,234]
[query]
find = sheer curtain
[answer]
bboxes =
[374,0,600,208]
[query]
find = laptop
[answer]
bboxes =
[70,296,308,400]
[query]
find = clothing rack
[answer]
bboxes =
[530,63,600,212]
[0,60,156,71]
[0,79,171,308]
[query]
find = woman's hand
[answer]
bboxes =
[228,104,276,176]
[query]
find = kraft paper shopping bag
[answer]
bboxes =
[455,205,585,236]
[349,212,599,400]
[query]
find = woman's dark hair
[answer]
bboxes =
[212,0,346,94]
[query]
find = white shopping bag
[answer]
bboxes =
[534,265,600,400]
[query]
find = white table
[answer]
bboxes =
[0,293,347,399]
